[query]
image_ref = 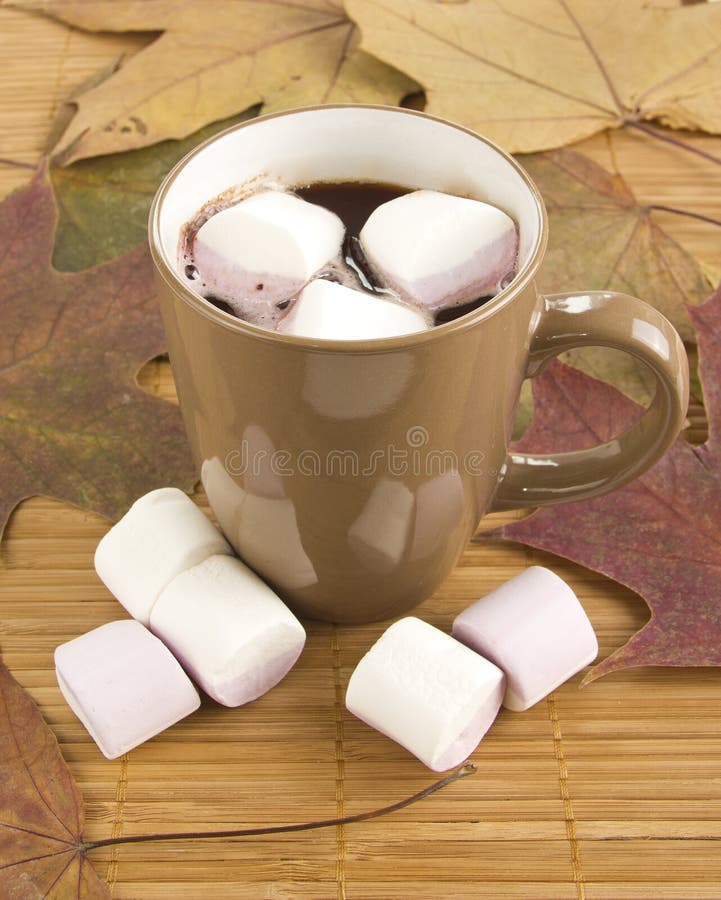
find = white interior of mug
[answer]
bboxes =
[155,106,544,283]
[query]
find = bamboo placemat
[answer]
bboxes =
[2,7,721,899]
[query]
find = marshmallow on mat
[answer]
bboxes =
[94,487,231,625]
[55,620,200,759]
[359,190,518,311]
[346,617,505,771]
[191,190,344,323]
[277,279,428,340]
[452,566,598,711]
[150,554,306,707]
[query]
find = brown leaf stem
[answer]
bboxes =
[626,120,721,167]
[648,205,721,229]
[82,763,476,851]
[0,158,36,169]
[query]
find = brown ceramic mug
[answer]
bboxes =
[149,105,688,624]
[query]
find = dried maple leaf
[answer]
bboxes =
[7,0,419,164]
[0,657,109,899]
[0,162,196,540]
[525,149,711,343]
[346,0,721,153]
[490,284,721,683]
[513,148,712,420]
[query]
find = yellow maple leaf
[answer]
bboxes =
[345,0,721,152]
[9,0,418,163]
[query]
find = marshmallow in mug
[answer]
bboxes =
[278,279,428,340]
[346,617,505,772]
[453,566,598,711]
[360,190,518,311]
[190,190,344,324]
[94,487,232,625]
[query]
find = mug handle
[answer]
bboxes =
[492,290,689,510]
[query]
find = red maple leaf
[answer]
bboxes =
[0,657,109,898]
[0,162,196,538]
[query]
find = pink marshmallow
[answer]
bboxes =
[55,620,200,759]
[452,567,598,711]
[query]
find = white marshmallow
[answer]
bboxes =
[94,488,232,625]
[359,190,518,311]
[55,620,200,759]
[346,617,505,771]
[452,567,598,711]
[190,190,344,323]
[277,279,428,340]
[150,555,306,707]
